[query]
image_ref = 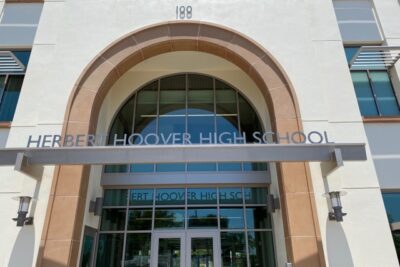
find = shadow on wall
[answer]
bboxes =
[8,226,35,267]
[326,220,354,267]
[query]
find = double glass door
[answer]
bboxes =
[151,231,220,267]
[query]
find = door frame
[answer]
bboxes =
[186,230,221,267]
[150,230,221,267]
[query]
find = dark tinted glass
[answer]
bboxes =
[103,189,127,206]
[220,208,245,229]
[382,193,400,223]
[243,162,268,171]
[154,209,185,229]
[187,188,217,204]
[351,71,378,116]
[239,95,262,142]
[248,231,275,267]
[130,164,154,173]
[81,234,94,267]
[124,233,151,267]
[216,80,237,114]
[187,115,215,144]
[155,188,185,205]
[108,97,134,145]
[158,116,185,144]
[370,71,400,116]
[104,165,128,173]
[244,188,268,204]
[100,209,126,231]
[155,163,186,172]
[130,189,154,206]
[219,188,243,204]
[186,163,217,172]
[0,75,23,121]
[187,208,218,228]
[159,74,186,115]
[246,207,271,229]
[188,74,214,114]
[96,234,124,267]
[218,163,242,171]
[220,232,247,267]
[127,209,153,230]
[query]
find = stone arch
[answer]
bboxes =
[38,21,325,267]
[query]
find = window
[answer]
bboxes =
[0,50,30,122]
[0,51,30,121]
[345,47,400,117]
[382,192,400,263]
[105,73,268,173]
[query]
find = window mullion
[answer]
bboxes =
[367,70,382,116]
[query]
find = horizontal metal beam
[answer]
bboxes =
[0,143,367,167]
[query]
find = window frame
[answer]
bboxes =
[345,46,400,118]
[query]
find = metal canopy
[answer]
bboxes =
[0,143,367,170]
[349,46,400,70]
[0,51,26,73]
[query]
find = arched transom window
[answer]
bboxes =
[106,73,266,173]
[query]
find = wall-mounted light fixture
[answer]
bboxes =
[12,196,33,227]
[327,191,347,222]
[267,194,280,213]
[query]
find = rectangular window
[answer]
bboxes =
[345,47,400,117]
[382,192,400,262]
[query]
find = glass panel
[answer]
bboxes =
[351,71,379,116]
[156,189,185,205]
[96,233,124,267]
[127,209,153,230]
[104,165,128,173]
[370,71,400,116]
[187,188,217,205]
[130,189,154,206]
[156,163,186,172]
[188,74,214,115]
[130,164,154,173]
[187,163,217,172]
[382,193,400,223]
[158,238,181,267]
[158,116,185,144]
[100,209,126,231]
[159,74,186,115]
[0,75,23,121]
[81,234,94,267]
[135,82,158,143]
[216,80,237,114]
[242,162,268,171]
[187,208,218,228]
[244,188,268,204]
[218,163,242,172]
[12,51,31,67]
[344,47,360,63]
[103,189,127,206]
[248,231,275,267]
[220,208,245,229]
[246,207,271,229]
[187,115,215,144]
[124,233,151,267]
[154,209,185,229]
[108,97,134,145]
[219,188,243,204]
[216,116,240,143]
[220,232,247,267]
[191,238,214,267]
[0,76,5,92]
[238,94,262,143]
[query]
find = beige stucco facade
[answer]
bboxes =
[0,1,399,267]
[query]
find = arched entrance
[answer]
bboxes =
[37,21,325,267]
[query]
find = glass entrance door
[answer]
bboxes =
[187,231,220,267]
[151,232,220,267]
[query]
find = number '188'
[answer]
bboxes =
[176,6,192,19]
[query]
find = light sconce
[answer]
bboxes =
[327,191,347,222]
[12,196,33,227]
[267,194,280,213]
